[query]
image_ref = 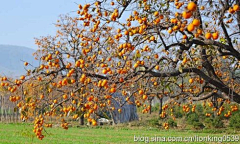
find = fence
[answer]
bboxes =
[0,107,21,123]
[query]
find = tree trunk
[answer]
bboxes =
[80,115,84,125]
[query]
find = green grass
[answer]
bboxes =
[0,123,239,144]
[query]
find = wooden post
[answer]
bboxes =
[16,110,19,122]
[0,96,1,122]
[159,98,163,115]
[0,108,1,122]
[4,109,7,122]
[8,107,11,123]
[17,109,20,122]
[0,96,3,122]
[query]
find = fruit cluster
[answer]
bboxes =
[33,115,44,140]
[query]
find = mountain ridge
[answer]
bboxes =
[0,44,38,78]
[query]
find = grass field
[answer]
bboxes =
[0,123,239,144]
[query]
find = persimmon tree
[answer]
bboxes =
[1,0,240,139]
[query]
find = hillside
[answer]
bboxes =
[0,45,38,77]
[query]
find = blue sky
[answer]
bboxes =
[0,0,86,49]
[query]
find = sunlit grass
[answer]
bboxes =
[0,123,239,144]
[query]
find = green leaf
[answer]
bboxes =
[136,53,141,58]
[220,38,226,44]
[233,39,237,44]
[205,22,209,28]
[157,43,163,48]
[139,66,146,71]
[206,49,211,55]
[102,112,110,119]
[14,107,18,112]
[135,67,139,72]
[133,36,139,41]
[21,111,27,117]
[167,85,171,92]
[26,97,31,103]
[161,32,165,37]
[133,55,137,61]
[179,66,183,73]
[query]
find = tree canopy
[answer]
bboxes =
[0,0,240,140]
